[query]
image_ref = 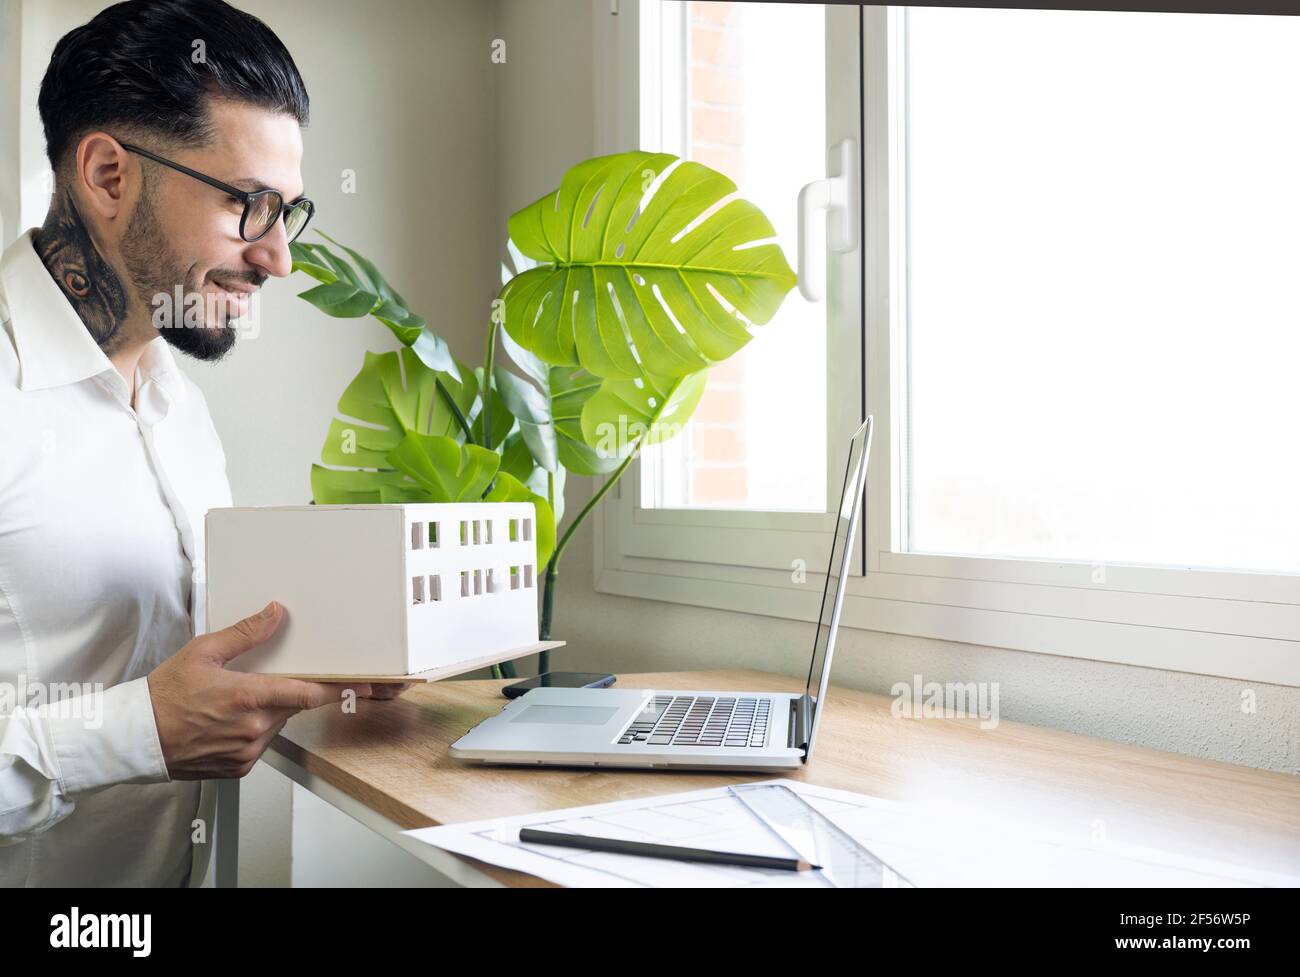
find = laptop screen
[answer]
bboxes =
[803,418,873,736]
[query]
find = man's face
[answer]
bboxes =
[120,99,304,361]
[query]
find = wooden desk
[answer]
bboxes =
[226,668,1300,887]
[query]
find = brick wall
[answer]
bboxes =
[684,1,749,506]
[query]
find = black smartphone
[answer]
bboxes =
[502,672,617,698]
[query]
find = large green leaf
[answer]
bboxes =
[580,370,709,458]
[310,347,477,503]
[291,232,460,380]
[493,364,558,470]
[531,464,566,526]
[385,433,499,502]
[382,432,555,564]
[484,472,556,568]
[550,365,620,475]
[312,467,418,505]
[468,367,515,451]
[498,429,537,485]
[496,325,620,477]
[292,235,424,342]
[498,430,567,524]
[498,150,797,380]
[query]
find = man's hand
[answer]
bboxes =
[364,682,413,700]
[148,600,372,780]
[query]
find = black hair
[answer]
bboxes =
[38,0,309,171]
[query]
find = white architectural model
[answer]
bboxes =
[205,503,541,677]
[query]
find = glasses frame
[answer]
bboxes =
[119,142,314,244]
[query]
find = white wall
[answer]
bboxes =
[0,1,20,245]
[1,0,68,238]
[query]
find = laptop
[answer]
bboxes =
[448,416,874,772]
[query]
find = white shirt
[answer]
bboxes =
[0,228,230,886]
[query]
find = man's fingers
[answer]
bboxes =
[251,676,372,711]
[201,601,283,665]
[366,682,413,700]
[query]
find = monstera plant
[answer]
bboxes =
[294,151,797,678]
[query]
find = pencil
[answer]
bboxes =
[518,827,819,871]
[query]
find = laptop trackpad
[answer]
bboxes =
[509,704,620,726]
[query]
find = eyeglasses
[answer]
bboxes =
[120,142,315,244]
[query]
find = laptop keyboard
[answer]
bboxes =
[616,695,771,749]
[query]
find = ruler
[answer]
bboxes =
[729,784,915,888]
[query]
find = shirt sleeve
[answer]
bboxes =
[0,675,171,844]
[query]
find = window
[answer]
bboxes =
[414,521,442,548]
[901,7,1300,575]
[594,4,1300,686]
[637,0,829,511]
[593,0,863,576]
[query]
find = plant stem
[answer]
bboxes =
[436,377,475,444]
[537,439,643,675]
[482,319,498,449]
[538,558,558,674]
[485,319,508,674]
[553,438,642,564]
[539,471,556,674]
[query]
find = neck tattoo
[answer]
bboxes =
[34,190,130,352]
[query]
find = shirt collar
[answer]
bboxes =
[1,228,188,408]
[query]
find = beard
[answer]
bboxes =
[120,195,240,363]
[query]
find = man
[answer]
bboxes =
[0,0,404,887]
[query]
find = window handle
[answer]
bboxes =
[796,138,859,302]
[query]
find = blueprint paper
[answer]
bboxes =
[402,779,1299,888]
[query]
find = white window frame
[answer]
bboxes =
[592,2,1300,688]
[592,0,865,568]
